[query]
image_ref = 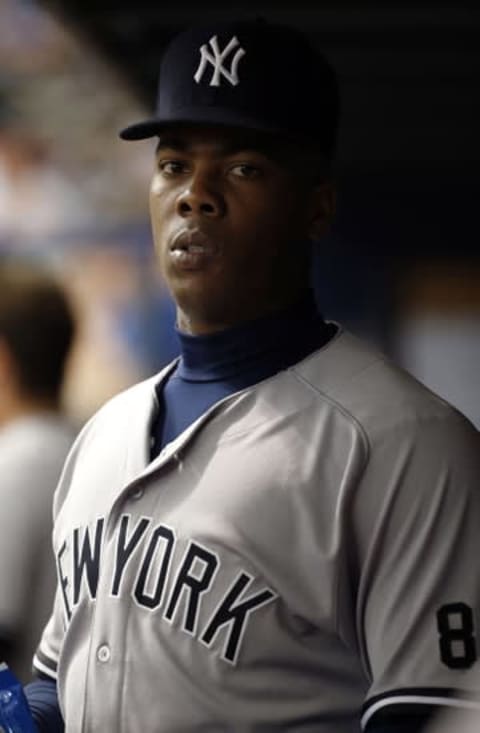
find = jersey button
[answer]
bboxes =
[97,645,111,663]
[131,487,144,500]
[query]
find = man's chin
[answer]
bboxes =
[173,290,243,335]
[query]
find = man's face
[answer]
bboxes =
[150,124,331,334]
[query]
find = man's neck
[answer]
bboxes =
[175,288,314,336]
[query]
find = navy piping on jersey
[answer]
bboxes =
[150,290,336,459]
[361,687,480,731]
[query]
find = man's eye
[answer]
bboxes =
[230,164,261,179]
[158,160,186,175]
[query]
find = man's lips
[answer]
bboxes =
[170,228,219,254]
[168,228,220,270]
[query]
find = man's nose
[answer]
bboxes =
[176,171,225,218]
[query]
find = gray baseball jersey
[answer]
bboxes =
[33,328,480,731]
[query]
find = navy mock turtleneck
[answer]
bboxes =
[150,291,336,458]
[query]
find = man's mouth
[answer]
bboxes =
[168,228,220,270]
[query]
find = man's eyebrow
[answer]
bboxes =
[155,137,189,154]
[155,135,277,158]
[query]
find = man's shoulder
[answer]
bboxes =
[87,361,176,425]
[290,327,476,440]
[65,361,177,460]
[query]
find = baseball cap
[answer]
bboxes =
[119,18,340,160]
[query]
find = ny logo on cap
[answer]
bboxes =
[194,35,246,87]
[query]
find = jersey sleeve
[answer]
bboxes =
[32,587,65,681]
[32,416,97,682]
[351,408,480,729]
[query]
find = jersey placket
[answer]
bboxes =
[78,408,216,731]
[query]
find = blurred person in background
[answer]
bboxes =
[0,261,76,682]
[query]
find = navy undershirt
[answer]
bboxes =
[150,291,337,459]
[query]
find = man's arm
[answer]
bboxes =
[367,708,438,732]
[353,406,480,729]
[24,677,63,733]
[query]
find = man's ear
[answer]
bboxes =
[308,183,336,241]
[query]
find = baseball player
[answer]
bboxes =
[24,18,480,733]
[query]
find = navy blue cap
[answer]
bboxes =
[119,19,339,160]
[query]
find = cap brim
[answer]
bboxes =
[119,120,165,140]
[118,106,297,141]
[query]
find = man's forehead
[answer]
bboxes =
[155,124,294,157]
